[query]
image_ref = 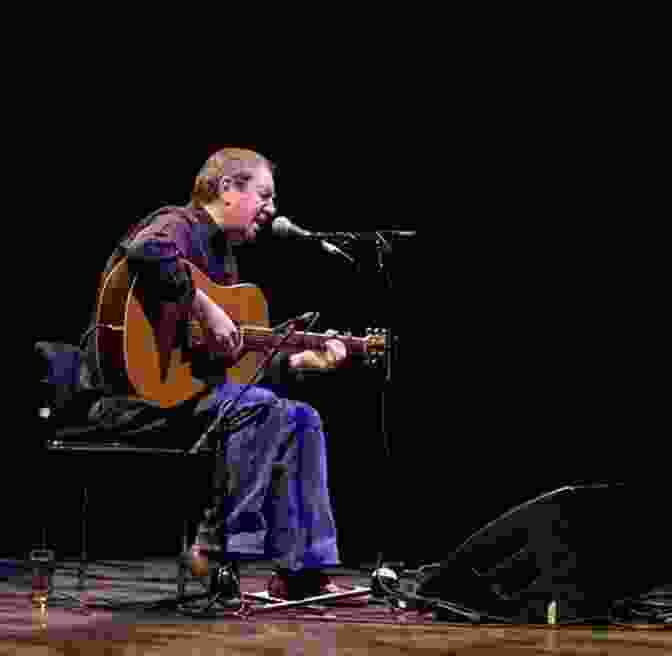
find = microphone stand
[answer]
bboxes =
[355,231,409,609]
[310,227,409,574]
[371,233,397,569]
[326,230,408,605]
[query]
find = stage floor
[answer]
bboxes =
[1,558,670,654]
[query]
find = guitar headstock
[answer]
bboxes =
[364,327,387,365]
[297,327,388,363]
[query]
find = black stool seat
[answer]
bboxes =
[46,440,197,455]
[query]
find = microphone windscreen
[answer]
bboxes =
[271,216,294,238]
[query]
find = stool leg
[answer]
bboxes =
[177,518,189,599]
[77,486,88,590]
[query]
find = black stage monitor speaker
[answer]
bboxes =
[416,483,670,623]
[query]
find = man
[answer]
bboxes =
[86,147,354,604]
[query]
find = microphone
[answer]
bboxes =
[271,217,355,263]
[271,216,326,239]
[271,216,415,240]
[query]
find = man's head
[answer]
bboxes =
[192,147,276,242]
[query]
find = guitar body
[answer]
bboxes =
[96,258,269,408]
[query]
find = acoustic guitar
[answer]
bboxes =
[95,258,386,408]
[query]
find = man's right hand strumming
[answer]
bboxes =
[192,288,244,362]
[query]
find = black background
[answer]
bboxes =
[9,33,664,569]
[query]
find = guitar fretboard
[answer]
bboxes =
[187,321,380,356]
[240,326,367,355]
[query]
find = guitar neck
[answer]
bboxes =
[240,325,370,357]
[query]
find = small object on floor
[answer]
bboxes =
[186,520,224,579]
[29,549,55,608]
[371,565,401,599]
[188,546,211,579]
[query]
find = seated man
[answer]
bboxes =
[45,147,356,605]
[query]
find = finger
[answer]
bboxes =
[325,339,347,356]
[325,342,343,357]
[321,346,342,368]
[214,335,240,357]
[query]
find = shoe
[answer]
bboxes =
[267,570,370,605]
[178,561,242,614]
[209,562,242,609]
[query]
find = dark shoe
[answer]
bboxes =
[209,562,242,609]
[267,570,369,605]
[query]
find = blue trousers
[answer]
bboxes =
[209,383,340,572]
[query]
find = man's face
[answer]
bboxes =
[220,165,276,242]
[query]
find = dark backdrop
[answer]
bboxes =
[11,60,663,570]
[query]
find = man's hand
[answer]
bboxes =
[289,330,348,371]
[192,288,243,362]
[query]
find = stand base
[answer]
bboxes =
[240,586,372,616]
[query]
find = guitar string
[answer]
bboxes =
[187,322,372,345]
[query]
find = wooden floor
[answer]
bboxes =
[1,559,669,654]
